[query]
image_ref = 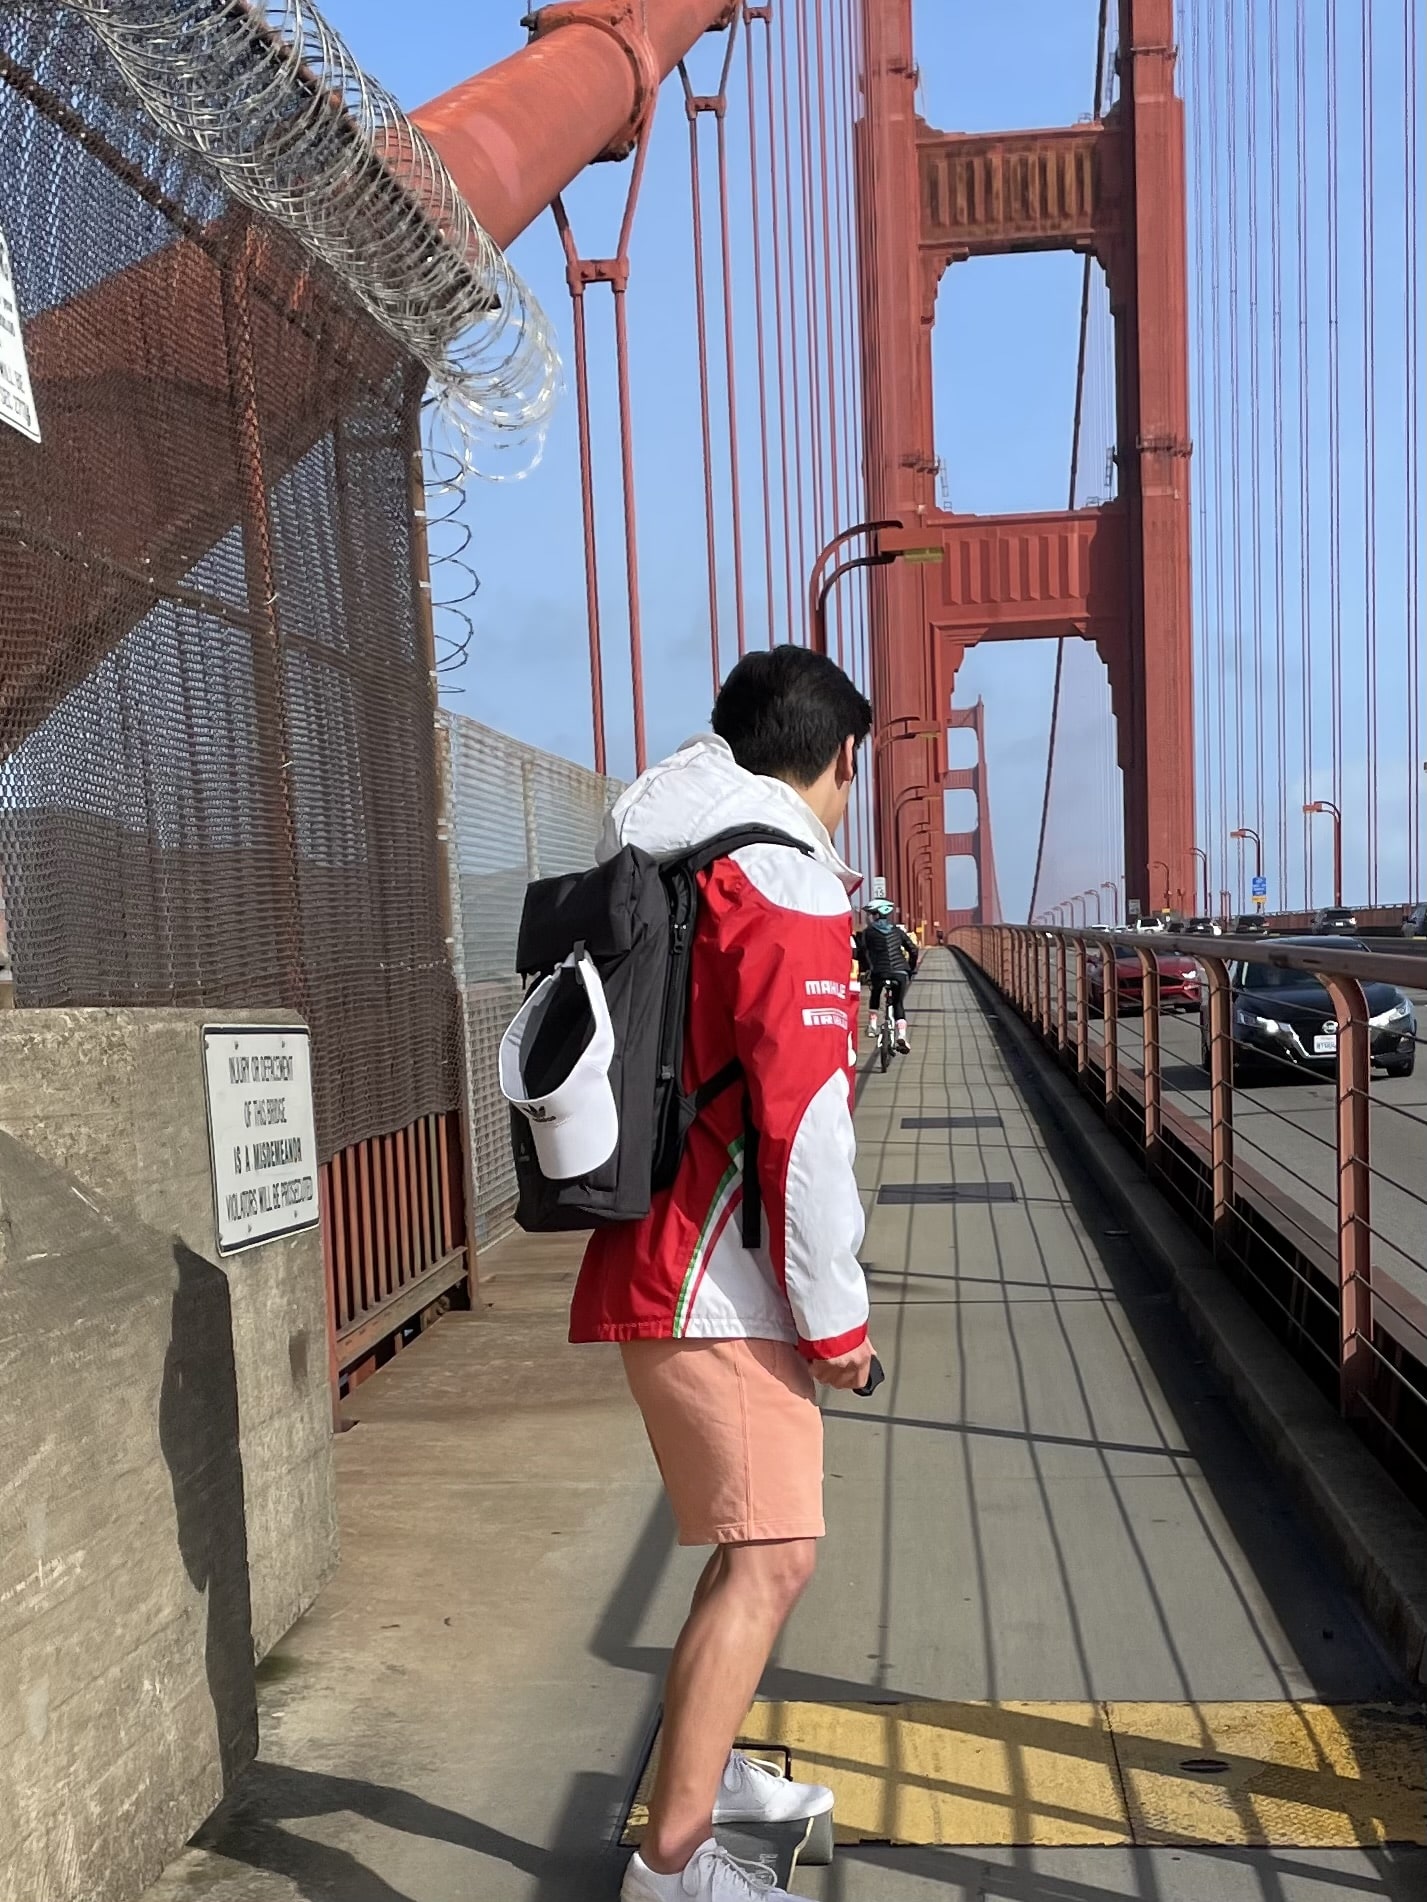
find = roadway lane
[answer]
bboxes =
[1062,961,1427,1345]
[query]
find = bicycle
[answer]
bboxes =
[876,986,896,1073]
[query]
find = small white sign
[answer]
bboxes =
[0,222,39,445]
[871,875,888,900]
[202,1026,319,1254]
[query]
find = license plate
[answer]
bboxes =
[1313,1034,1337,1056]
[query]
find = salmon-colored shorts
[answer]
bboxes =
[620,1338,824,1546]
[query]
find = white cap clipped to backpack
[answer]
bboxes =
[499,952,619,1181]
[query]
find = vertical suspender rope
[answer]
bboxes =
[1246,0,1267,879]
[712,22,749,660]
[1207,5,1230,909]
[743,5,778,648]
[550,102,656,776]
[1295,1,1313,904]
[1225,3,1246,901]
[682,43,732,695]
[1269,0,1290,896]
[763,3,798,644]
[793,0,826,567]
[552,201,608,777]
[776,3,811,631]
[1408,0,1423,897]
[812,0,843,671]
[1028,0,1108,924]
[1326,0,1344,841]
[1361,3,1379,906]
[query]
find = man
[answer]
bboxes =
[571,645,874,1902]
[857,898,918,1053]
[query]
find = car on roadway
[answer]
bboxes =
[1182,916,1222,936]
[1313,906,1359,933]
[1087,942,1202,1016]
[1403,903,1427,939]
[1198,935,1417,1081]
[1231,914,1270,938]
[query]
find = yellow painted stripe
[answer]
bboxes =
[625,1701,1427,1849]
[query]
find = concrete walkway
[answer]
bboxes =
[142,953,1425,1902]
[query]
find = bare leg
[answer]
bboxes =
[688,1547,725,1618]
[642,1539,816,1875]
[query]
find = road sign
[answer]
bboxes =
[871,875,887,900]
[1127,898,1143,920]
[1251,875,1268,898]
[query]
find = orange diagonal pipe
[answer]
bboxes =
[412,1,737,249]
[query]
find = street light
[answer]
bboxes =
[1153,859,1171,912]
[1229,825,1263,915]
[1303,800,1343,907]
[1084,888,1102,924]
[811,521,923,658]
[807,520,902,648]
[1100,879,1120,925]
[1189,846,1211,918]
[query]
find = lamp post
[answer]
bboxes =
[1084,888,1102,924]
[1229,825,1262,914]
[1153,860,1171,912]
[814,550,897,660]
[1303,801,1343,907]
[1101,879,1120,925]
[807,520,902,650]
[1189,846,1211,918]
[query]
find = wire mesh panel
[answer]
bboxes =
[442,712,621,1246]
[0,3,459,1161]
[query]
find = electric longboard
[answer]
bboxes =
[715,1811,827,1887]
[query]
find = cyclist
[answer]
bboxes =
[857,898,917,1053]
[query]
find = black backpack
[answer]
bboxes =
[508,826,809,1236]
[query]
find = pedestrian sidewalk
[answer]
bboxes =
[142,953,1424,1902]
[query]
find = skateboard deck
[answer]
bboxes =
[715,1813,817,1888]
[624,1736,835,1879]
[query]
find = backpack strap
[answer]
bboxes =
[678,825,815,1254]
[740,1090,762,1249]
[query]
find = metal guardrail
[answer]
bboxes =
[954,924,1427,1507]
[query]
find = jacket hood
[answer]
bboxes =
[598,734,860,894]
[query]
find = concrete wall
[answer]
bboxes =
[0,1010,337,1902]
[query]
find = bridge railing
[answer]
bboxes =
[953,925,1427,1509]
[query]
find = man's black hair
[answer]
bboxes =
[712,644,872,786]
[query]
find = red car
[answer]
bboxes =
[1087,944,1201,1015]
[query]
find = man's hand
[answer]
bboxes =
[811,1338,875,1391]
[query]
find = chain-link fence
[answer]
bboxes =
[0,2,459,1160]
[441,712,621,1247]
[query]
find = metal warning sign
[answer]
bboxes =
[202,1026,319,1254]
[0,222,39,444]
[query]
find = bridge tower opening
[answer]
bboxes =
[861,0,1195,919]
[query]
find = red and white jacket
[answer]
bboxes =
[570,736,869,1360]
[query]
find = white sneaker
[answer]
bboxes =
[622,1837,788,1900]
[714,1749,834,1825]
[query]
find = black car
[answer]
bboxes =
[1313,906,1359,933]
[1231,913,1269,938]
[1199,936,1417,1080]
